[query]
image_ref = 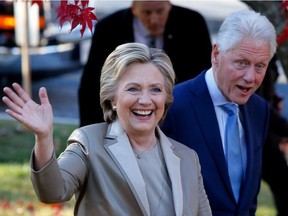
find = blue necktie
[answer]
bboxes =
[222,103,243,202]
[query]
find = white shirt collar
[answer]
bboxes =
[133,17,163,48]
[133,17,150,44]
[205,68,234,107]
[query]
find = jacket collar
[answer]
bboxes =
[103,120,183,216]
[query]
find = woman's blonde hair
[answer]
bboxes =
[100,42,175,123]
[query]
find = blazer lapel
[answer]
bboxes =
[157,128,183,216]
[104,121,150,216]
[238,104,255,205]
[191,74,233,196]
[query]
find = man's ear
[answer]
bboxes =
[212,44,220,65]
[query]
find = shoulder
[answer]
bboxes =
[67,123,109,150]
[241,94,270,126]
[170,5,206,20]
[168,137,198,158]
[247,93,269,111]
[94,8,133,35]
[173,72,206,95]
[98,8,132,25]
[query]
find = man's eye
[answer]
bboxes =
[256,64,264,70]
[238,61,246,66]
[255,64,266,73]
[235,61,247,69]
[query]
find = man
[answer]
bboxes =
[78,0,212,126]
[161,9,277,215]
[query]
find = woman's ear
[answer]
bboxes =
[110,99,116,111]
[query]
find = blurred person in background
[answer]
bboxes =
[2,43,211,216]
[78,0,212,126]
[160,9,277,215]
[256,54,288,216]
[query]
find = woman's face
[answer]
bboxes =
[112,62,167,136]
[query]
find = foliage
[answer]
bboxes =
[0,164,74,216]
[0,119,77,215]
[32,0,97,37]
[0,119,77,163]
[277,0,288,45]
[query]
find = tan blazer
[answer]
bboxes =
[30,121,211,216]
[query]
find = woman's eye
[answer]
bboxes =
[152,87,162,93]
[127,87,138,92]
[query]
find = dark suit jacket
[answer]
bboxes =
[79,5,212,126]
[160,71,270,216]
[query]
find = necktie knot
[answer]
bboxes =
[221,103,238,116]
[148,35,156,48]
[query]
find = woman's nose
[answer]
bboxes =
[138,92,152,104]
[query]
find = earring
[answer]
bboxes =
[112,105,117,111]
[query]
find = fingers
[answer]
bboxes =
[2,83,51,113]
[39,87,51,106]
[3,83,31,108]
[2,94,23,115]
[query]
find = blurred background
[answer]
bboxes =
[0,1,287,215]
[0,0,287,124]
[0,0,288,122]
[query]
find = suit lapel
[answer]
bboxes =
[103,122,185,216]
[157,128,183,216]
[104,121,150,216]
[191,74,234,196]
[238,104,255,204]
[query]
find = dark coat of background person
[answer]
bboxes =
[256,55,288,216]
[78,5,212,126]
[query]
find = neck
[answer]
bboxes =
[129,134,158,152]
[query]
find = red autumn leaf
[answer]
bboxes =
[277,24,288,45]
[56,0,97,37]
[277,0,288,45]
[80,7,97,33]
[281,0,288,11]
[70,16,81,33]
[81,0,90,8]
[80,21,87,36]
[26,203,35,213]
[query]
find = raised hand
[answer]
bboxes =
[2,83,54,169]
[2,83,53,137]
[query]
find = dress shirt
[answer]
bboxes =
[205,69,247,174]
[133,17,163,49]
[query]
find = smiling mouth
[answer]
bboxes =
[133,110,153,116]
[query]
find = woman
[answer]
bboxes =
[2,43,211,216]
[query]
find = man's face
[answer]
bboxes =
[132,1,172,36]
[212,38,271,105]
